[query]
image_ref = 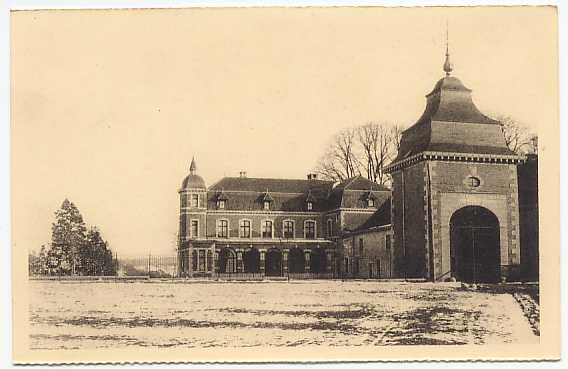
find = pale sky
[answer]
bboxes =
[11,6,557,257]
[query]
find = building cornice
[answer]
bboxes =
[178,188,207,193]
[385,151,525,173]
[186,237,333,244]
[204,209,322,216]
[181,208,380,216]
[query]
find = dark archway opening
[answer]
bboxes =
[310,247,327,274]
[243,247,260,273]
[218,247,237,273]
[288,248,305,273]
[450,206,500,283]
[265,248,282,276]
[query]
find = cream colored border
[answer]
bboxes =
[10,5,560,364]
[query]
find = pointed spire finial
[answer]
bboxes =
[189,156,197,175]
[443,20,453,76]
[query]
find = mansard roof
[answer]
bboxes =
[209,177,333,194]
[205,175,391,212]
[327,176,391,209]
[207,177,334,212]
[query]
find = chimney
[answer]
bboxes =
[307,173,318,180]
[239,171,247,178]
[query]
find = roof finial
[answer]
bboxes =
[189,156,197,175]
[443,20,453,76]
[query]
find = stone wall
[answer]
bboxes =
[428,161,521,281]
[342,227,394,278]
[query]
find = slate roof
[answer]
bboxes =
[206,175,391,212]
[209,177,333,193]
[181,174,206,189]
[328,176,391,209]
[333,176,390,191]
[393,75,515,163]
[207,177,335,212]
[355,197,392,231]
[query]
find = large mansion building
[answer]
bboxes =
[177,53,538,283]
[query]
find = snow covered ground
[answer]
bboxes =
[28,280,538,349]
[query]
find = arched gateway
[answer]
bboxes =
[450,206,500,283]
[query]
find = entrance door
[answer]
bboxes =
[310,247,327,274]
[218,247,236,273]
[243,247,260,273]
[287,248,305,273]
[265,248,282,276]
[450,206,500,283]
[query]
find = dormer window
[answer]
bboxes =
[216,191,228,209]
[305,190,316,211]
[261,191,273,211]
[364,191,376,208]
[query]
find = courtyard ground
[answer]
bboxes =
[28,280,538,350]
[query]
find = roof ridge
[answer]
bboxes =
[221,176,332,182]
[342,176,360,190]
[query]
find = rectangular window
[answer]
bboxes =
[386,234,391,250]
[327,219,333,237]
[217,200,225,209]
[240,220,251,238]
[198,249,206,271]
[283,220,294,239]
[217,220,228,238]
[305,221,315,239]
[263,201,270,210]
[307,202,313,211]
[262,220,273,238]
[207,250,212,271]
[190,220,199,238]
[191,194,199,208]
[192,250,197,270]
[359,239,364,256]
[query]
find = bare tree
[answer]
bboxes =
[390,124,405,154]
[315,128,361,182]
[496,115,537,154]
[315,122,405,185]
[356,122,394,186]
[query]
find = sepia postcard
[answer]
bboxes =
[10,5,560,364]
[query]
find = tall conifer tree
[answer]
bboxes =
[50,199,88,275]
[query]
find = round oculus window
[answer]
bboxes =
[467,176,481,188]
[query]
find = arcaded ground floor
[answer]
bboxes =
[29,280,538,349]
[178,242,339,278]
